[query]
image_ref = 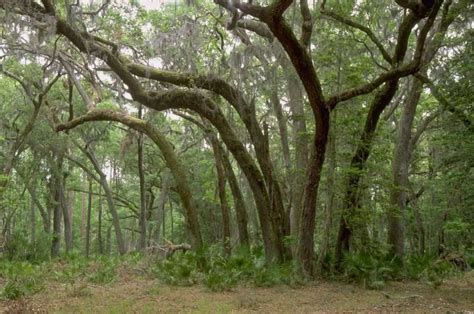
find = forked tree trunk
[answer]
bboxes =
[298,107,330,276]
[335,82,398,268]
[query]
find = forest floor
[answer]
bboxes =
[1,270,473,313]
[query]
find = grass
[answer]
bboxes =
[1,270,472,313]
[0,250,472,311]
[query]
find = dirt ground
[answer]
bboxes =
[1,271,473,313]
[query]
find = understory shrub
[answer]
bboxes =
[342,253,398,289]
[151,246,303,291]
[0,261,44,300]
[4,231,51,263]
[405,254,460,288]
[87,257,118,284]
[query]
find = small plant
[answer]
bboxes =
[0,262,43,300]
[4,231,51,263]
[67,283,92,298]
[152,251,199,286]
[343,253,396,289]
[88,258,117,284]
[53,255,89,284]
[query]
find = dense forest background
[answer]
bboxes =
[0,0,472,297]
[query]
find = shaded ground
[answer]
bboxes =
[1,271,473,313]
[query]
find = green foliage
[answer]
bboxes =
[0,261,44,300]
[405,254,460,288]
[343,252,464,290]
[342,253,399,289]
[152,251,200,286]
[4,231,51,263]
[96,100,120,110]
[53,254,89,284]
[151,246,302,291]
[87,257,118,284]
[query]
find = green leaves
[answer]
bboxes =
[0,261,44,300]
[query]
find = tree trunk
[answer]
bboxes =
[334,8,426,268]
[26,184,50,234]
[81,183,86,241]
[50,154,66,258]
[62,185,73,253]
[30,197,35,244]
[388,78,423,259]
[317,110,337,272]
[98,191,103,254]
[210,134,232,256]
[50,178,62,257]
[86,179,93,257]
[137,105,147,251]
[221,149,250,247]
[286,71,309,247]
[82,146,127,255]
[153,172,170,243]
[297,106,330,276]
[270,74,291,207]
[335,82,399,268]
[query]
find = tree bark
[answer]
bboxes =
[221,149,250,248]
[62,186,73,254]
[80,145,127,255]
[86,179,93,257]
[317,110,337,272]
[137,105,147,251]
[209,133,232,256]
[30,197,36,244]
[285,69,309,245]
[153,172,170,243]
[98,191,103,254]
[335,9,428,267]
[387,0,463,259]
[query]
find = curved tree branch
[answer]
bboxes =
[56,109,204,249]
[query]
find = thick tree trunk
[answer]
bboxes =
[210,135,232,256]
[221,149,250,247]
[286,71,309,249]
[298,107,330,276]
[50,176,62,257]
[317,110,337,272]
[409,189,426,255]
[335,82,399,268]
[270,75,291,207]
[50,153,67,257]
[388,78,423,259]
